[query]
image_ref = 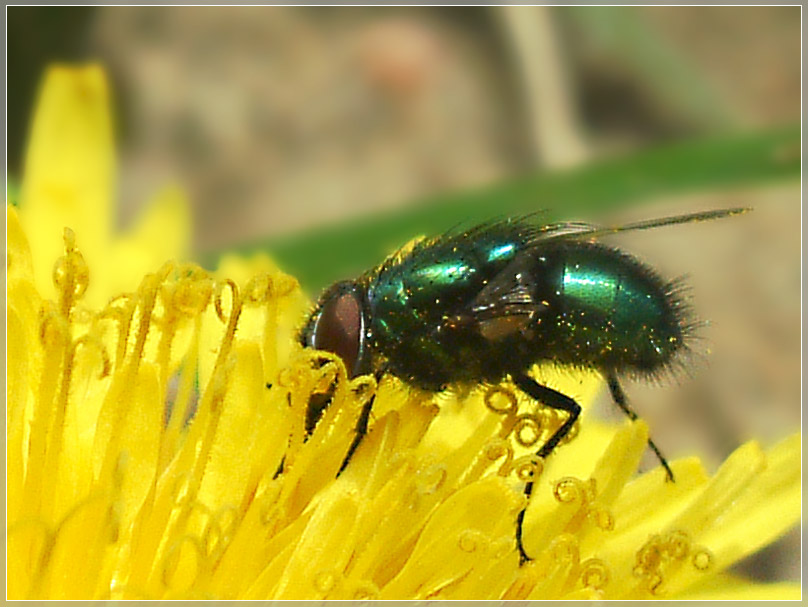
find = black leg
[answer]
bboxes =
[512,373,582,565]
[515,505,530,565]
[336,396,375,476]
[606,373,674,482]
[305,389,334,437]
[336,369,385,476]
[272,455,285,479]
[301,363,383,478]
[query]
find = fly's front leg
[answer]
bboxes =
[337,396,374,476]
[336,369,385,476]
[512,373,582,565]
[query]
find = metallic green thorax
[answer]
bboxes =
[364,224,686,390]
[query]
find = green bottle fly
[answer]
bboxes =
[299,207,748,564]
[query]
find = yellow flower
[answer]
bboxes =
[7,65,800,600]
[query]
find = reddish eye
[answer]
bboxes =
[310,290,363,377]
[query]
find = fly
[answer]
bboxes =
[298,207,749,564]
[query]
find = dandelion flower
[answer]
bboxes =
[6,65,801,600]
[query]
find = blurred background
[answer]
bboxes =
[7,5,801,582]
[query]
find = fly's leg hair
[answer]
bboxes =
[512,373,582,566]
[606,372,674,482]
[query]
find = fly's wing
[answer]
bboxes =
[440,207,750,342]
[471,253,546,319]
[458,252,553,342]
[477,207,752,317]
[535,207,750,242]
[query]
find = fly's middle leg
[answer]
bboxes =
[512,373,582,565]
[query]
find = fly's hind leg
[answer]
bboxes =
[606,372,674,482]
[512,373,582,566]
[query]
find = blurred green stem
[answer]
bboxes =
[203,125,798,293]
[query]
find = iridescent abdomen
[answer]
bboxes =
[546,242,686,375]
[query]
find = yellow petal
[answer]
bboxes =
[7,205,34,281]
[197,341,268,510]
[107,185,192,301]
[676,572,801,600]
[696,434,800,570]
[18,64,114,303]
[34,493,115,599]
[273,487,359,599]
[380,476,522,598]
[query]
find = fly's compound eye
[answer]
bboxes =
[304,283,366,378]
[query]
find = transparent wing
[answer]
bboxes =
[533,207,751,243]
[470,253,545,319]
[447,207,750,340]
